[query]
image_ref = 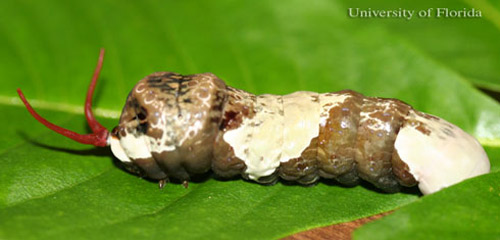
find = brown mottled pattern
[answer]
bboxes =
[112,72,420,191]
[279,137,319,184]
[354,97,411,192]
[317,90,363,186]
[391,149,417,186]
[212,87,255,178]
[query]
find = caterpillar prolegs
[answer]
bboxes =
[17,50,490,195]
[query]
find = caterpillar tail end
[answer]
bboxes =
[395,111,490,195]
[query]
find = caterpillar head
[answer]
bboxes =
[108,71,227,180]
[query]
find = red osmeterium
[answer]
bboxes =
[16,49,109,147]
[86,48,108,134]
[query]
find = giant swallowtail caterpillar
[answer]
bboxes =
[17,49,490,195]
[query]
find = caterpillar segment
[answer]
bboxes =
[17,50,490,195]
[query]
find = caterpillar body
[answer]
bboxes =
[17,50,490,195]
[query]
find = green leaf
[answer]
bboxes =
[354,170,500,240]
[341,0,500,92]
[0,0,499,239]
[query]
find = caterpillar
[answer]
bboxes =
[17,49,490,195]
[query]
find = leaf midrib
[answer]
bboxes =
[4,93,500,147]
[0,94,120,119]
